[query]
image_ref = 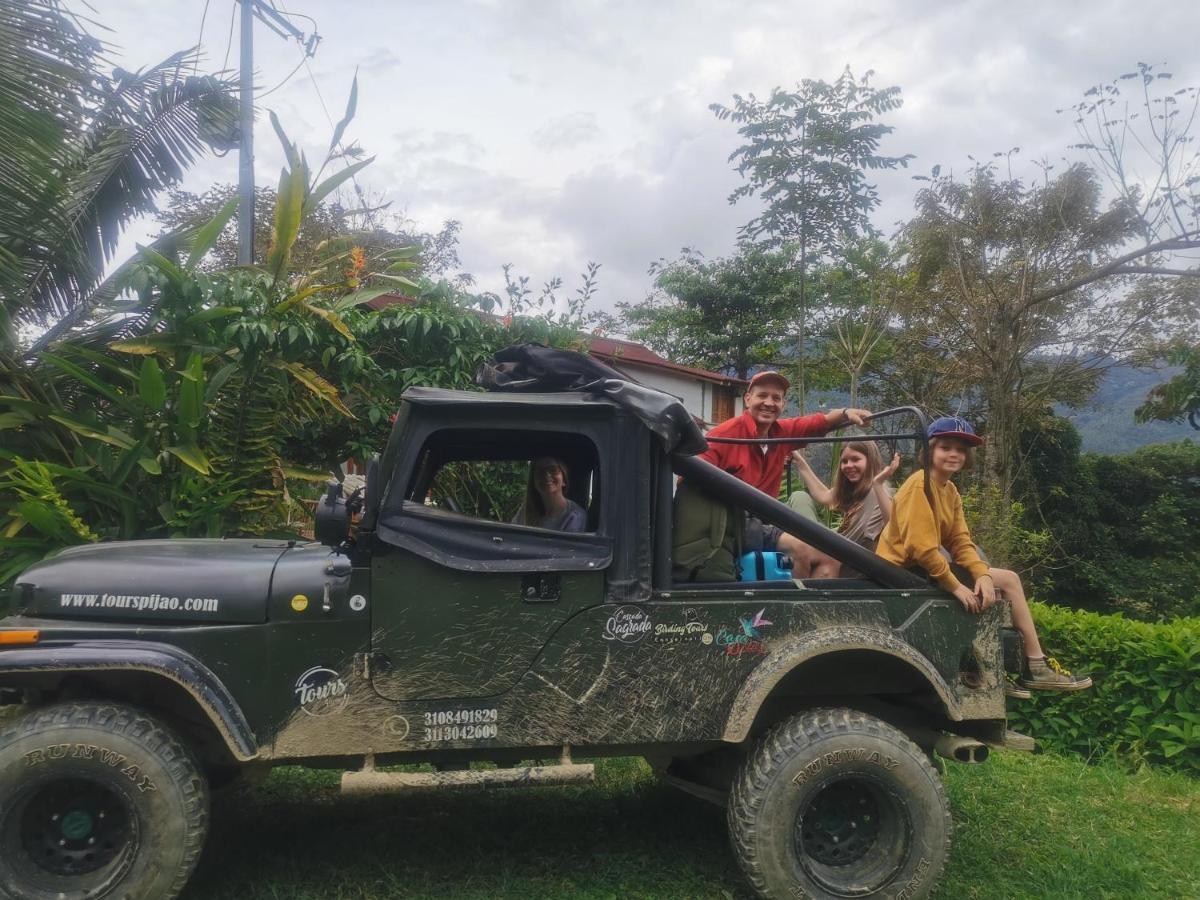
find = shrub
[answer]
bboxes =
[1008,602,1200,775]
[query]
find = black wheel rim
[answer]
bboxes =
[19,778,132,877]
[794,774,912,897]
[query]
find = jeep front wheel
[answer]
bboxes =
[728,708,950,899]
[0,702,208,900]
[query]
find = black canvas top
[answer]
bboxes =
[478,344,708,456]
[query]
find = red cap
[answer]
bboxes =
[747,370,790,391]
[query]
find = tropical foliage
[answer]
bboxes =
[0,0,236,350]
[1008,603,1200,774]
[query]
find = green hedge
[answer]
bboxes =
[1008,602,1200,775]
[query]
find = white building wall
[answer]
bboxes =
[608,362,712,421]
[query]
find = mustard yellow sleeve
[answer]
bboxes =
[891,475,962,592]
[944,487,989,584]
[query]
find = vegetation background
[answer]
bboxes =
[0,8,1197,891]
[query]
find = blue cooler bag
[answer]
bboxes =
[738,551,793,582]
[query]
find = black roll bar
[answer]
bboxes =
[670,453,928,590]
[702,406,931,447]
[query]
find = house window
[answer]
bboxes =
[712,387,736,424]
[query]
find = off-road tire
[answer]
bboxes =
[728,708,950,899]
[0,702,209,900]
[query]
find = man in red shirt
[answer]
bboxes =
[699,370,872,576]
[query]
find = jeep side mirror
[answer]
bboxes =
[315,482,357,547]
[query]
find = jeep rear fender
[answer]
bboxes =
[722,627,961,743]
[0,640,257,761]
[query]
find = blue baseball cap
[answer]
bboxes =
[927,416,984,446]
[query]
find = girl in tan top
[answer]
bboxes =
[875,417,1091,693]
[791,441,900,576]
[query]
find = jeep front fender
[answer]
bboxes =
[0,640,257,761]
[721,626,962,743]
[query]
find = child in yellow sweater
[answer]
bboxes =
[875,417,1091,693]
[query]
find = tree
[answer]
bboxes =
[0,0,235,351]
[1136,340,1200,429]
[153,185,468,283]
[712,67,913,405]
[811,238,908,408]
[613,246,800,379]
[900,158,1199,502]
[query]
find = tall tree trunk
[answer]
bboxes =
[795,238,807,414]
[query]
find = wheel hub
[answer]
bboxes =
[20,779,130,876]
[799,779,882,867]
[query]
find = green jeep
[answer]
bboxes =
[0,355,1027,899]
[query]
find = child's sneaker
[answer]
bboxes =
[1004,675,1032,700]
[1020,656,1092,692]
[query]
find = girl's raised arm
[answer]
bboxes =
[790,450,836,507]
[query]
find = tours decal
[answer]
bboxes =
[653,605,714,645]
[294,666,349,717]
[602,606,651,644]
[601,605,774,657]
[58,592,221,615]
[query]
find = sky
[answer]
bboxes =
[98,0,1200,314]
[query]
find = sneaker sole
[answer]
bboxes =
[1020,677,1093,692]
[1005,687,1033,700]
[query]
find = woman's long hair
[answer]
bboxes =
[520,456,569,525]
[831,440,885,513]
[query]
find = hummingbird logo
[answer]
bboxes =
[739,608,773,641]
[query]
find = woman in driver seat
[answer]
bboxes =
[514,457,587,532]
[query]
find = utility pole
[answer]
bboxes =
[235,2,320,266]
[237,0,255,265]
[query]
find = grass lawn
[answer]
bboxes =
[182,751,1200,899]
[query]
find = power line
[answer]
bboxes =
[193,0,212,76]
[256,54,307,99]
[221,0,238,72]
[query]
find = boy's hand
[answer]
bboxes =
[952,584,980,613]
[975,573,996,609]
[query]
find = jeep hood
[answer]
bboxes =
[12,539,292,625]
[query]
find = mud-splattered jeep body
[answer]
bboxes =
[0,383,1024,899]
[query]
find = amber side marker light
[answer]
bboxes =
[0,630,39,646]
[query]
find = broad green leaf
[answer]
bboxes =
[40,352,137,412]
[281,465,337,482]
[111,437,151,487]
[329,73,358,153]
[267,158,307,283]
[184,306,243,326]
[186,196,239,268]
[135,244,185,288]
[0,412,33,429]
[301,302,356,341]
[48,415,136,449]
[109,335,177,356]
[272,360,354,418]
[273,282,338,315]
[269,110,301,169]
[138,357,166,410]
[166,444,212,475]
[137,457,162,475]
[305,157,374,217]
[334,286,399,311]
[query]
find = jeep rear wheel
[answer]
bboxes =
[728,708,950,899]
[0,703,208,900]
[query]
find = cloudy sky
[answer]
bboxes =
[100,0,1200,312]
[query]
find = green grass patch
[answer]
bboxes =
[182,752,1199,899]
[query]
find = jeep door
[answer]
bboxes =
[369,419,612,700]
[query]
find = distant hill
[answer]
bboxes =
[790,364,1196,458]
[1058,364,1196,454]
